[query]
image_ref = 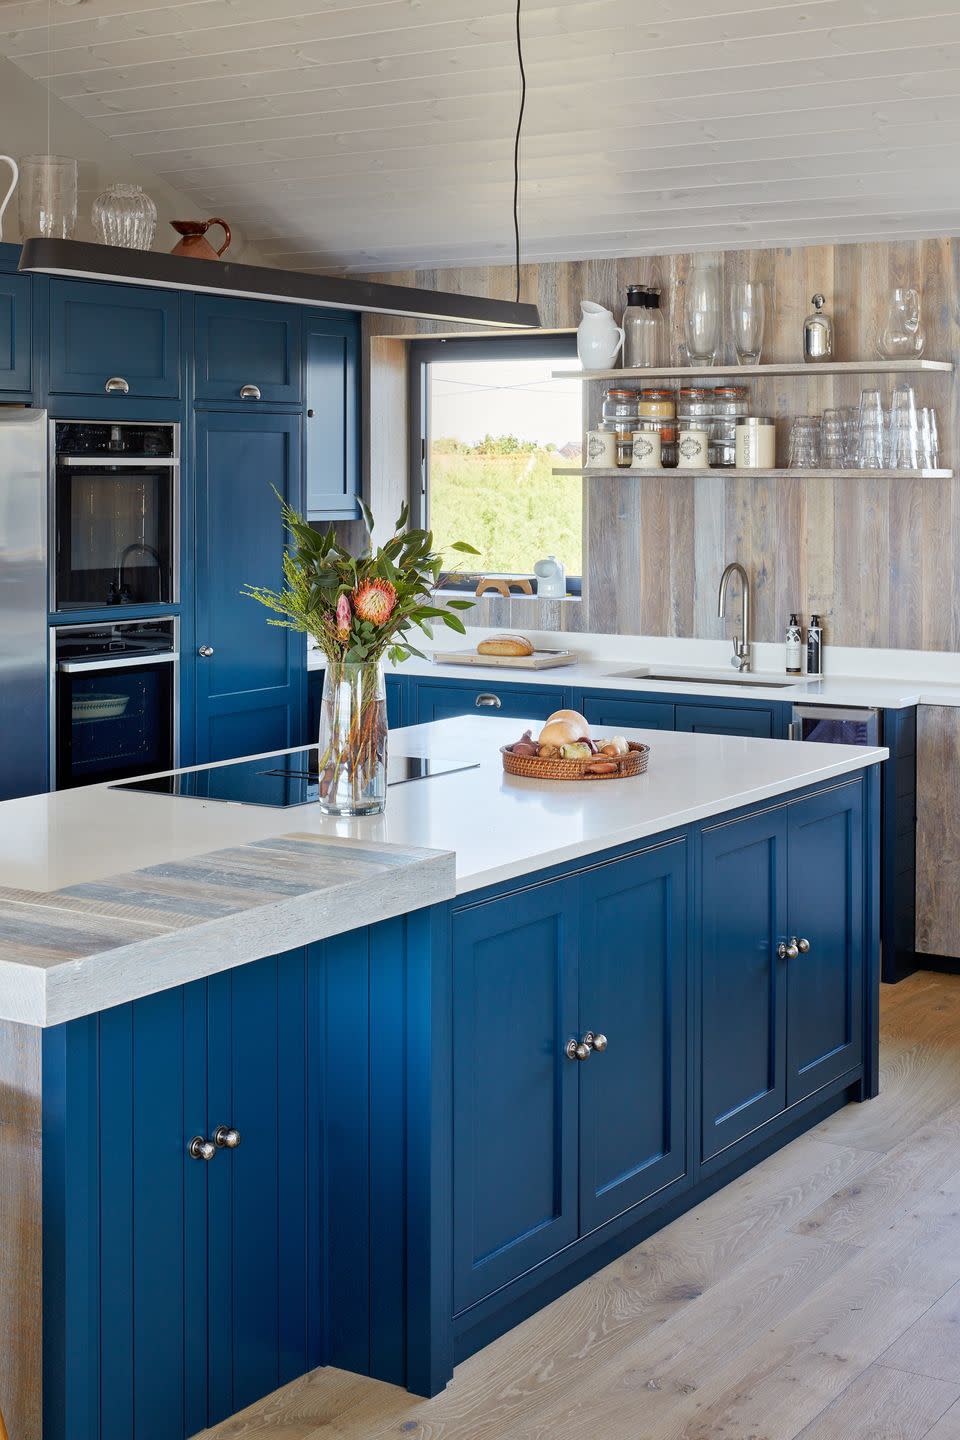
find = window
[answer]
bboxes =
[411,335,582,590]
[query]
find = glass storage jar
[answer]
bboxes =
[601,388,640,426]
[637,387,676,420]
[713,385,750,417]
[677,386,714,419]
[623,285,665,369]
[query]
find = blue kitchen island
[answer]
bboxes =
[0,717,885,1440]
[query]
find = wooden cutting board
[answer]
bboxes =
[432,648,578,670]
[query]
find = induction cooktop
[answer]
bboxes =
[113,747,478,808]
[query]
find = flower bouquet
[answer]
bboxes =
[244,496,478,815]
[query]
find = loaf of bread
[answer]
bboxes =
[477,634,534,657]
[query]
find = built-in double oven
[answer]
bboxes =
[50,419,181,789]
[51,419,179,611]
[51,617,179,790]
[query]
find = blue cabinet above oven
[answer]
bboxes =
[194,296,302,405]
[49,279,182,399]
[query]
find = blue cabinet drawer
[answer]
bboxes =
[412,679,567,725]
[304,315,359,519]
[0,272,32,393]
[676,702,775,739]
[49,279,181,398]
[578,693,675,732]
[195,296,301,404]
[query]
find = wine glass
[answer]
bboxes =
[729,281,766,365]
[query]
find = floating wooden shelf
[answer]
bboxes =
[552,359,954,381]
[554,467,955,480]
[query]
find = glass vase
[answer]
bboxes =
[876,287,925,360]
[683,259,722,365]
[317,659,387,816]
[92,182,158,250]
[18,154,78,239]
[729,280,766,364]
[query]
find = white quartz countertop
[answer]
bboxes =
[308,630,960,710]
[0,717,886,1027]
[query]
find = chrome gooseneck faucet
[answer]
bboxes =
[718,561,751,672]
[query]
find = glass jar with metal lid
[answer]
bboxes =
[601,388,640,425]
[735,416,777,468]
[713,385,750,417]
[677,386,714,419]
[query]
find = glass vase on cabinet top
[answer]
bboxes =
[683,260,722,366]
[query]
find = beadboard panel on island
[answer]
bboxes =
[361,237,960,652]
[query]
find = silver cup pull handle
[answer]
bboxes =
[105,376,130,395]
[240,383,261,400]
[475,693,501,709]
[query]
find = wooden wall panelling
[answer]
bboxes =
[916,707,960,959]
[364,236,960,650]
[0,1020,42,1440]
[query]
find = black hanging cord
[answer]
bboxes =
[513,0,526,304]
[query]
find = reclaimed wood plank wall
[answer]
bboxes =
[366,237,959,651]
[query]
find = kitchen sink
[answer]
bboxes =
[607,669,803,689]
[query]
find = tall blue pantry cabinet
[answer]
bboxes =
[0,241,361,785]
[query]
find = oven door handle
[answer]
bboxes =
[59,456,180,467]
[59,653,178,673]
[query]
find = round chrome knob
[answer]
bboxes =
[239,383,261,400]
[475,693,501,709]
[590,1032,608,1053]
[565,1039,591,1062]
[778,939,799,961]
[105,376,130,395]
[214,1125,241,1150]
[188,1136,216,1162]
[198,644,214,657]
[797,937,811,954]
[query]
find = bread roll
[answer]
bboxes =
[477,634,534,657]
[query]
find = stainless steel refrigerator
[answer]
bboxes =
[0,408,48,798]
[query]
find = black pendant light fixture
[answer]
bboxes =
[18,238,542,328]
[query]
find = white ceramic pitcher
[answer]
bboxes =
[577,300,624,370]
[0,157,18,243]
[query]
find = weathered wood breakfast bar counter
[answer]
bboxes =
[0,716,886,1440]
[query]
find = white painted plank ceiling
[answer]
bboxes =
[0,0,958,270]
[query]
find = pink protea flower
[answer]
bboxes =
[335,593,352,642]
[353,578,397,626]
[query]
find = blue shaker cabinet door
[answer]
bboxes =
[700,806,788,1164]
[675,702,776,739]
[578,841,688,1232]
[786,782,864,1104]
[49,279,180,398]
[0,272,32,393]
[205,951,312,1427]
[195,295,301,404]
[413,679,567,725]
[452,881,579,1312]
[193,410,306,764]
[304,315,359,519]
[578,693,675,732]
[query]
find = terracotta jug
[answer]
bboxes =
[169,217,231,260]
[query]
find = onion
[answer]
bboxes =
[547,708,590,735]
[538,718,582,747]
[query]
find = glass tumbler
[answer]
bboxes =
[856,389,886,469]
[683,260,722,365]
[820,408,846,469]
[887,385,920,469]
[787,416,821,469]
[729,281,766,364]
[18,154,78,239]
[919,407,941,470]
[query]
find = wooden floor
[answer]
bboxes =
[200,972,960,1440]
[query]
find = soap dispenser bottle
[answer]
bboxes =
[806,614,824,675]
[803,295,834,363]
[786,614,803,675]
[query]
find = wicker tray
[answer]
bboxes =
[501,741,649,781]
